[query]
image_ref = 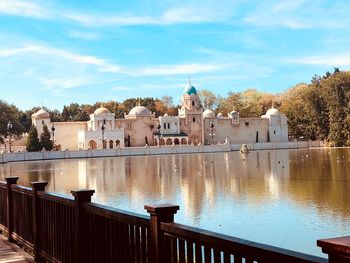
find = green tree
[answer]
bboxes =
[40,124,53,151]
[26,126,41,152]
[0,100,25,143]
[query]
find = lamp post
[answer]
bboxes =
[51,125,55,150]
[7,121,13,153]
[100,119,106,149]
[209,121,215,145]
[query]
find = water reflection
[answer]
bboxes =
[0,148,349,257]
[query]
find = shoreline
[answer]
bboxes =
[0,140,323,164]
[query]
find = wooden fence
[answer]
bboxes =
[0,177,349,263]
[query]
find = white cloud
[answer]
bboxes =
[133,63,226,76]
[67,30,100,40]
[0,0,235,27]
[0,45,125,73]
[243,0,350,29]
[287,54,350,66]
[0,0,49,18]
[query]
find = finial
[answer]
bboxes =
[138,98,141,106]
[188,75,191,86]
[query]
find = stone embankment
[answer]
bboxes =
[0,140,323,164]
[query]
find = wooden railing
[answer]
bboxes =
[0,177,349,263]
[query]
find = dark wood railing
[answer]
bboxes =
[0,177,349,263]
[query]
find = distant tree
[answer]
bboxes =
[198,89,217,109]
[40,124,53,151]
[0,100,25,143]
[26,126,41,152]
[161,95,174,107]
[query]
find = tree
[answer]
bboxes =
[40,124,53,151]
[198,89,217,109]
[161,95,174,107]
[0,100,25,143]
[26,126,41,152]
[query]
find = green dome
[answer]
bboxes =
[183,84,197,95]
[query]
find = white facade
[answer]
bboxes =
[30,81,289,150]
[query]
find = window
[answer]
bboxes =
[167,123,170,129]
[192,101,195,106]
[193,117,196,123]
[164,123,166,129]
[42,120,44,124]
[274,130,276,134]
[245,121,249,126]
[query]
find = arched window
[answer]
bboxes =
[88,140,97,149]
[115,140,120,147]
[192,101,195,106]
[192,117,196,122]
[167,123,170,129]
[109,140,113,149]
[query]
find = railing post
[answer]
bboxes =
[145,204,180,263]
[31,181,48,262]
[317,236,350,263]
[71,189,95,263]
[5,176,19,242]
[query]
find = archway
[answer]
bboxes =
[102,140,107,149]
[166,138,172,145]
[181,138,187,145]
[88,140,97,150]
[174,138,180,145]
[159,139,165,146]
[115,140,120,147]
[109,140,114,149]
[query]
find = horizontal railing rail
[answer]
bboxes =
[0,177,348,263]
[160,222,327,263]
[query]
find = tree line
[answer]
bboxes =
[1,69,349,147]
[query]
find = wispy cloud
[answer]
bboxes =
[133,63,226,76]
[0,45,125,73]
[67,30,100,40]
[243,0,350,29]
[0,0,49,18]
[0,0,236,27]
[287,53,350,66]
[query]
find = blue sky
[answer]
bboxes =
[0,0,350,110]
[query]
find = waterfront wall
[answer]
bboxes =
[0,140,323,164]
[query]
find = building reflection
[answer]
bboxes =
[0,148,349,220]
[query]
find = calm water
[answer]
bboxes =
[1,148,349,257]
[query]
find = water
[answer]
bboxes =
[1,148,349,257]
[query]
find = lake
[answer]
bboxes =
[1,147,349,257]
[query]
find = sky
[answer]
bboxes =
[1,0,350,110]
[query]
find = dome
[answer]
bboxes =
[265,107,279,116]
[228,109,238,118]
[164,113,169,117]
[33,109,50,119]
[203,109,215,118]
[94,107,110,115]
[128,106,150,116]
[183,84,197,95]
[217,113,224,119]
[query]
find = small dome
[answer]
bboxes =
[164,113,169,117]
[228,109,238,118]
[217,113,224,119]
[265,107,279,116]
[183,84,197,95]
[94,107,110,115]
[33,109,50,119]
[203,109,215,118]
[128,106,150,116]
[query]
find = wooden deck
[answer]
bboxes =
[0,235,33,263]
